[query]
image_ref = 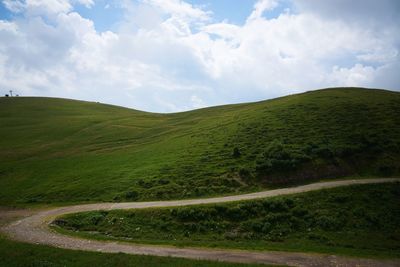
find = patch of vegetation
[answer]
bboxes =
[55,183,400,258]
[1,88,400,204]
[0,236,269,267]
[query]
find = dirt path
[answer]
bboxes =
[2,178,400,266]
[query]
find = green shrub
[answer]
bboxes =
[255,140,308,175]
[315,215,340,231]
[291,207,309,218]
[125,190,139,200]
[238,168,250,178]
[232,147,241,158]
[226,207,246,221]
[264,199,289,212]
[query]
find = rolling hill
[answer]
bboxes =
[0,87,399,205]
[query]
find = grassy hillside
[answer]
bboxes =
[54,183,400,258]
[1,88,400,204]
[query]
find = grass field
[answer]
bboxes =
[54,183,400,259]
[1,87,400,205]
[0,236,271,267]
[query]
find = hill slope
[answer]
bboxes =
[1,88,400,204]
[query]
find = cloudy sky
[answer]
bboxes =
[0,0,399,112]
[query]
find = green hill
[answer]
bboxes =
[1,88,399,205]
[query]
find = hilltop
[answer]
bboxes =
[0,88,399,204]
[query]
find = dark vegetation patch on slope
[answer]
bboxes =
[54,183,400,258]
[1,88,400,204]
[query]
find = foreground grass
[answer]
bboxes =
[1,88,400,205]
[0,237,271,267]
[55,183,400,259]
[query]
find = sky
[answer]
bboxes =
[0,0,399,112]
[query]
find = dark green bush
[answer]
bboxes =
[226,207,246,221]
[315,215,340,231]
[232,147,241,158]
[238,168,250,178]
[255,140,308,175]
[291,207,309,218]
[125,190,139,200]
[264,199,289,212]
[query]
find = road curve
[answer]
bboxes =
[2,178,400,267]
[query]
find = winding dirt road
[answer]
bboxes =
[2,178,400,267]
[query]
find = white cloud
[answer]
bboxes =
[144,0,211,22]
[247,0,278,21]
[184,10,399,98]
[0,0,399,112]
[329,64,375,87]
[294,0,400,25]
[190,95,206,109]
[0,20,18,33]
[2,0,26,13]
[2,0,94,15]
[3,0,73,15]
[75,0,94,8]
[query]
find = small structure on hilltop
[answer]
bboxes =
[4,90,19,97]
